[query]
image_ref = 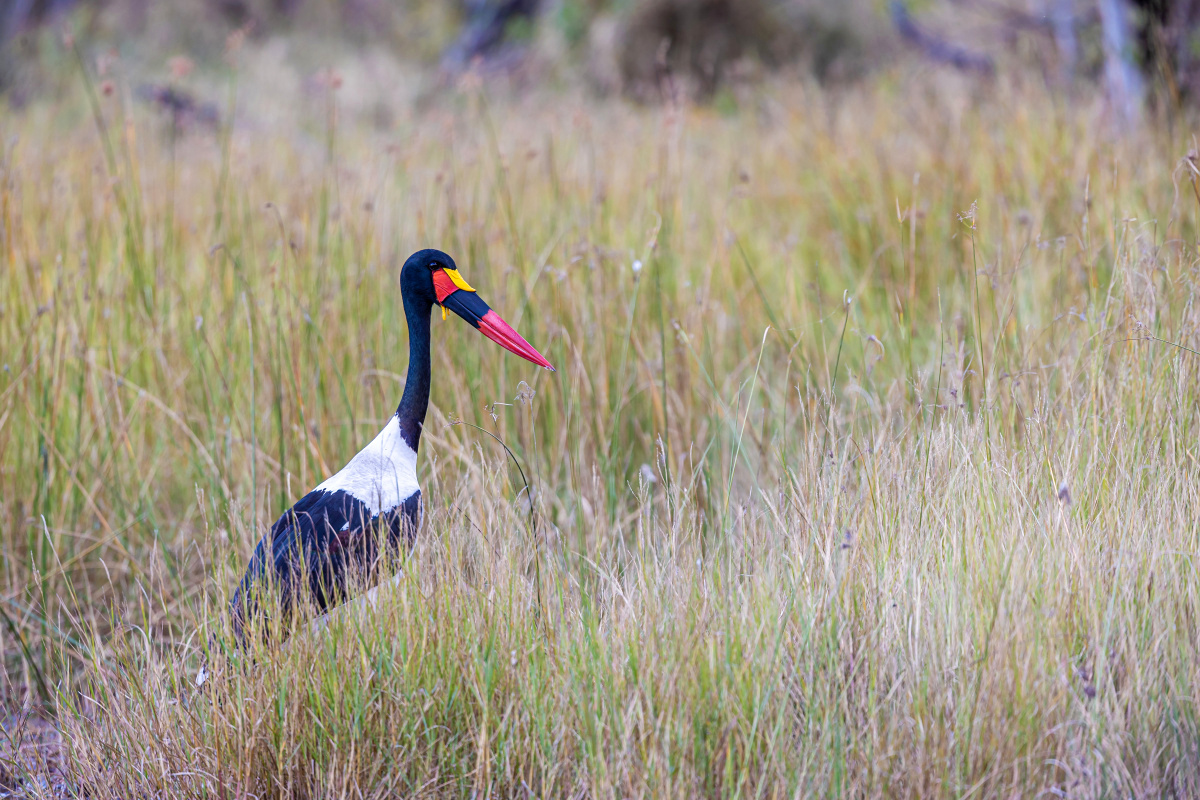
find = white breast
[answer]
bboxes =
[314,415,420,513]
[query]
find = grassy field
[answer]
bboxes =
[2,53,1200,797]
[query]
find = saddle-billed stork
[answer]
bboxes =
[229,249,554,644]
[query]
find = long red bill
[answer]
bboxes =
[440,283,556,371]
[477,309,555,371]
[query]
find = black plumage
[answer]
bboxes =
[229,489,420,643]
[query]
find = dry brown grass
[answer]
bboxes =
[1,52,1199,797]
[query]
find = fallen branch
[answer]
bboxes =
[891,1,994,75]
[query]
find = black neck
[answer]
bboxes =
[396,289,432,451]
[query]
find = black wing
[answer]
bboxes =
[229,488,421,644]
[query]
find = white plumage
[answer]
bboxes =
[314,415,421,513]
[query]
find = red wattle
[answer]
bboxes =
[433,270,459,304]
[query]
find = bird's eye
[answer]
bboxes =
[428,262,440,270]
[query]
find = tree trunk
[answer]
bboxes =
[1098,0,1144,122]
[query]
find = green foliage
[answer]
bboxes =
[556,0,596,47]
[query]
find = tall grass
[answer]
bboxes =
[1,61,1199,796]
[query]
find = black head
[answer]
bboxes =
[400,248,458,307]
[397,247,555,371]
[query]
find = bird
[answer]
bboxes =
[228,248,554,644]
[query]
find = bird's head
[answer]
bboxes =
[400,248,555,371]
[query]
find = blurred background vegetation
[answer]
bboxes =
[2,0,1198,112]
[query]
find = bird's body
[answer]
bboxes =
[228,425,423,642]
[229,248,553,644]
